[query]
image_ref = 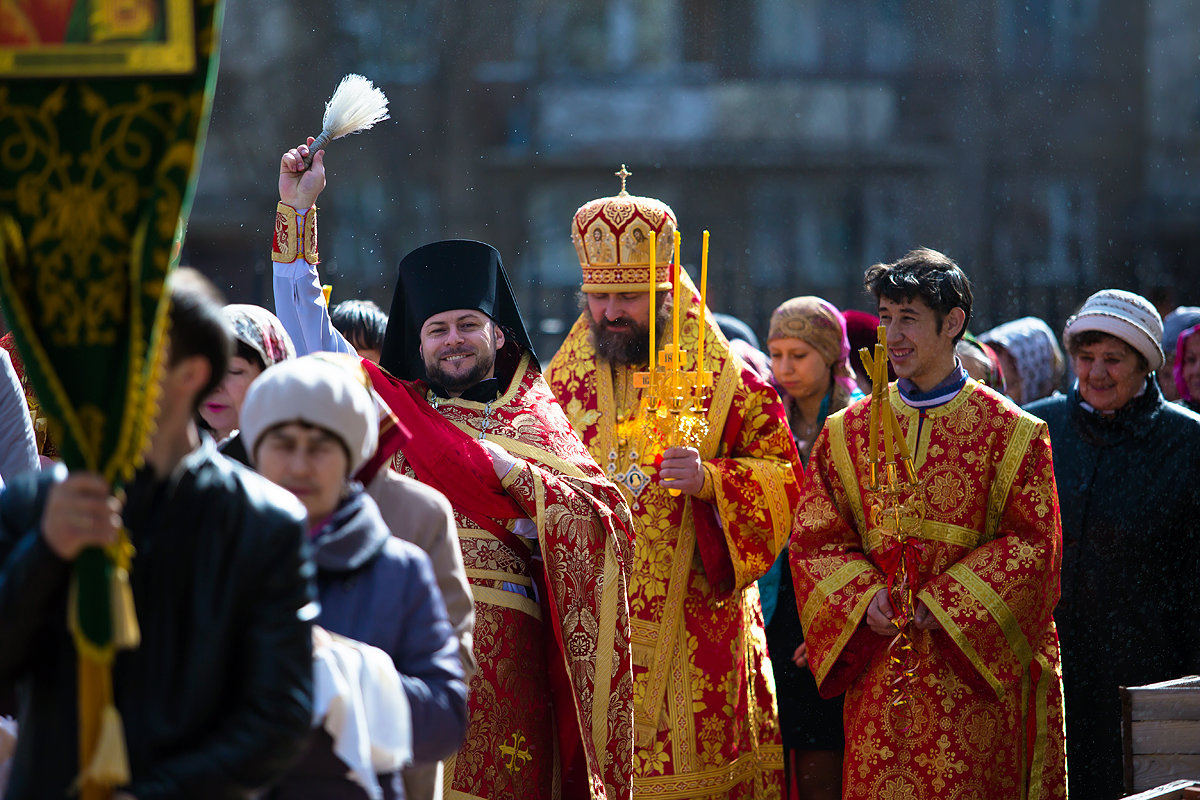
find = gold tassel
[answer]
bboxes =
[107,529,140,650]
[82,704,131,787]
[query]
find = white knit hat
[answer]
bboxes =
[240,354,378,473]
[1062,289,1164,371]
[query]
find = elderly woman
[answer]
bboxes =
[1027,290,1200,799]
[761,297,863,800]
[198,304,295,464]
[243,355,468,800]
[1174,322,1200,414]
[980,316,1065,406]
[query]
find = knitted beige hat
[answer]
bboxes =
[1062,289,1164,371]
[240,354,378,473]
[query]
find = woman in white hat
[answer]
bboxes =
[242,354,468,800]
[1026,289,1200,799]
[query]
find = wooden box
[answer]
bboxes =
[1122,676,1200,795]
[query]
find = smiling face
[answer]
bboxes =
[419,309,504,396]
[1071,333,1150,413]
[877,295,964,393]
[768,336,831,403]
[254,422,350,528]
[199,355,262,439]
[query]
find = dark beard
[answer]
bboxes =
[424,346,496,394]
[584,295,673,367]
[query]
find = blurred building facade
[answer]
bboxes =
[187,0,1200,355]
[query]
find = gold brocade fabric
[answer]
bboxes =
[790,381,1068,800]
[547,270,803,799]
[383,354,636,800]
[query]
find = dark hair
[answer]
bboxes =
[167,268,231,411]
[330,300,389,352]
[233,339,266,371]
[1066,329,1150,372]
[864,248,973,342]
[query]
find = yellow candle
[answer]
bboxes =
[698,230,709,370]
[648,230,657,370]
[673,230,682,359]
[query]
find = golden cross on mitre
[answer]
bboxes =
[615,164,632,196]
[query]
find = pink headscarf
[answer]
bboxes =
[1174,323,1200,403]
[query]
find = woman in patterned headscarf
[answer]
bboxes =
[199,304,296,463]
[767,296,862,464]
[980,316,1065,406]
[762,296,863,800]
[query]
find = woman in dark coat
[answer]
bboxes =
[1027,290,1200,799]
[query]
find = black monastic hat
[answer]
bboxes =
[379,239,537,382]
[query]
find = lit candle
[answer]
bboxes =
[648,230,657,370]
[698,230,709,370]
[673,230,682,359]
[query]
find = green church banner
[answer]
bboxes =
[0,0,224,795]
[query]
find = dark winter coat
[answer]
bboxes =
[267,489,467,800]
[1027,380,1200,798]
[0,439,315,800]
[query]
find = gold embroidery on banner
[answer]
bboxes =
[471,586,542,621]
[986,414,1040,541]
[944,562,1033,669]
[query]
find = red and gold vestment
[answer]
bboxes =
[362,352,635,800]
[547,274,802,799]
[790,380,1067,800]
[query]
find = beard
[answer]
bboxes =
[584,294,672,367]
[424,340,497,395]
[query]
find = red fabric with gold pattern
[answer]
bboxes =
[367,353,635,800]
[548,269,802,799]
[789,382,1067,800]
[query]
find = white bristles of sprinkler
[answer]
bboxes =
[302,74,390,167]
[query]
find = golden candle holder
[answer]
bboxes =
[633,343,713,496]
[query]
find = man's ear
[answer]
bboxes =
[177,354,212,397]
[943,307,967,341]
[493,324,506,351]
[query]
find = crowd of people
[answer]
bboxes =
[1,143,1199,800]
